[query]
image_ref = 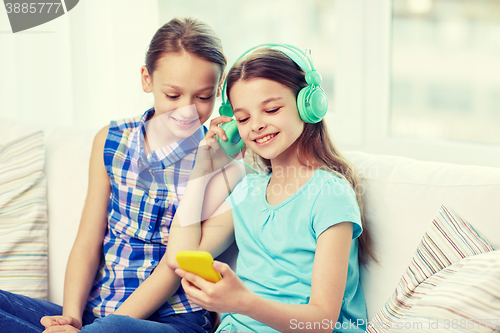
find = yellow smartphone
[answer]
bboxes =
[176,251,222,283]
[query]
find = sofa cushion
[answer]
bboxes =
[367,205,495,332]
[0,118,98,304]
[372,250,500,332]
[0,131,48,299]
[346,151,500,319]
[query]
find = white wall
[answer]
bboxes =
[0,0,159,131]
[1,0,499,168]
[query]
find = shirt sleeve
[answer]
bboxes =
[311,178,362,240]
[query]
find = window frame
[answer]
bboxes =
[332,0,500,168]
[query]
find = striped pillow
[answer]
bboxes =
[0,131,48,299]
[384,250,500,333]
[368,205,495,332]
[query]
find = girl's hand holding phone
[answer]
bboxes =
[175,260,254,315]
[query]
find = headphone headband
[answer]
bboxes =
[220,44,317,114]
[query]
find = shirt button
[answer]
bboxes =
[148,225,153,231]
[154,198,160,203]
[150,260,156,265]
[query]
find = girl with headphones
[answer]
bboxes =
[166,44,375,333]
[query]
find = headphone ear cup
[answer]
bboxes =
[297,87,310,123]
[218,120,244,155]
[308,87,328,121]
[297,86,328,123]
[219,103,234,117]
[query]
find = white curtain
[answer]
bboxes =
[0,0,159,130]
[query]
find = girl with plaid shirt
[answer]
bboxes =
[0,17,229,333]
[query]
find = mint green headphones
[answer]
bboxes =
[217,44,328,155]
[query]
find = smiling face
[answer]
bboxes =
[229,78,304,162]
[141,51,223,140]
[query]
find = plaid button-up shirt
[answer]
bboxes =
[86,108,205,317]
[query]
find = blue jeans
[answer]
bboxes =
[0,290,212,333]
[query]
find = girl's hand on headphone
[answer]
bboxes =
[205,115,233,144]
[192,139,240,180]
[206,115,247,157]
[176,261,254,315]
[191,116,245,179]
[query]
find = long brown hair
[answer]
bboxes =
[226,48,376,265]
[145,17,226,79]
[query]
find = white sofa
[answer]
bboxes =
[2,119,500,325]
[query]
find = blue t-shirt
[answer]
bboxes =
[220,169,367,333]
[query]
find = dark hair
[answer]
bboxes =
[226,48,376,265]
[145,17,226,79]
